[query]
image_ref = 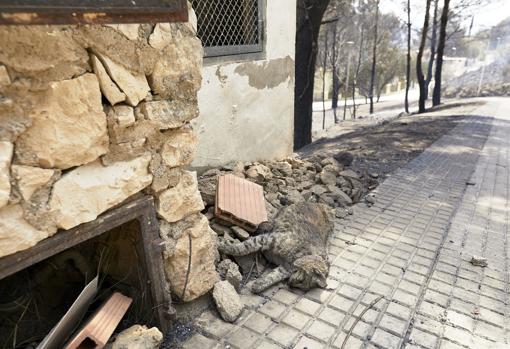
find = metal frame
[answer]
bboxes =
[0,0,188,25]
[194,0,265,58]
[0,195,173,332]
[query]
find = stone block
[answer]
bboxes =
[213,280,243,322]
[0,65,11,86]
[15,74,109,169]
[138,99,199,130]
[0,141,13,208]
[0,26,88,82]
[149,28,203,100]
[11,165,56,201]
[157,170,204,223]
[160,213,219,302]
[94,52,150,107]
[50,153,153,229]
[91,54,126,105]
[161,126,197,168]
[0,205,49,257]
[108,105,136,128]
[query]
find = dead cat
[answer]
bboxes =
[218,202,334,293]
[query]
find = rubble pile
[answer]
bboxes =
[197,152,378,321]
[198,151,377,225]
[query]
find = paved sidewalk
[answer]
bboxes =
[183,98,509,349]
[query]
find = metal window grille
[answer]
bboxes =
[190,0,264,57]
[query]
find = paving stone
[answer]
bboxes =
[371,328,401,348]
[272,288,299,305]
[253,340,282,349]
[305,320,336,342]
[294,298,322,315]
[318,307,345,325]
[258,301,287,320]
[181,333,218,349]
[244,313,274,334]
[409,328,438,348]
[226,327,259,349]
[281,309,311,330]
[267,324,299,347]
[294,335,325,349]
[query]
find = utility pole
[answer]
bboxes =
[322,31,328,130]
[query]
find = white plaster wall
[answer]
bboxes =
[192,0,297,168]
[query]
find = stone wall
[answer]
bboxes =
[0,13,218,301]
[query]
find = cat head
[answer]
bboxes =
[288,255,329,290]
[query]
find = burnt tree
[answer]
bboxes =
[404,0,411,114]
[425,0,439,100]
[432,0,451,106]
[294,0,331,149]
[417,0,432,113]
[368,0,380,114]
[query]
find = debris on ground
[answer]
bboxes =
[212,280,244,322]
[217,259,242,291]
[66,292,132,349]
[215,174,267,232]
[470,255,488,267]
[106,325,163,349]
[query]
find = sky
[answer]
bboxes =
[379,0,510,33]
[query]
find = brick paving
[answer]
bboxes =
[183,99,510,349]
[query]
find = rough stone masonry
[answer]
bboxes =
[0,5,218,303]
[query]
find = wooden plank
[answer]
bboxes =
[215,174,267,232]
[0,0,188,25]
[64,292,132,349]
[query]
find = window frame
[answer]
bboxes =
[193,0,265,58]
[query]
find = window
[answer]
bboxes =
[190,0,264,57]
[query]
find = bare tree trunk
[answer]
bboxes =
[425,0,439,100]
[405,0,411,114]
[369,0,380,114]
[322,32,328,129]
[331,25,340,123]
[432,0,451,106]
[343,49,351,120]
[294,0,331,149]
[352,27,364,119]
[417,0,432,113]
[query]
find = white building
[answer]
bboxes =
[191,0,297,168]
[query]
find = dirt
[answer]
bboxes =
[301,100,485,183]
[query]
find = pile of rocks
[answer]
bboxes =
[198,152,378,322]
[199,151,377,224]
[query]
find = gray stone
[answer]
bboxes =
[311,185,327,196]
[218,259,242,290]
[320,168,337,186]
[231,226,250,241]
[470,256,488,267]
[198,175,217,206]
[213,280,243,322]
[211,223,231,236]
[340,169,360,180]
